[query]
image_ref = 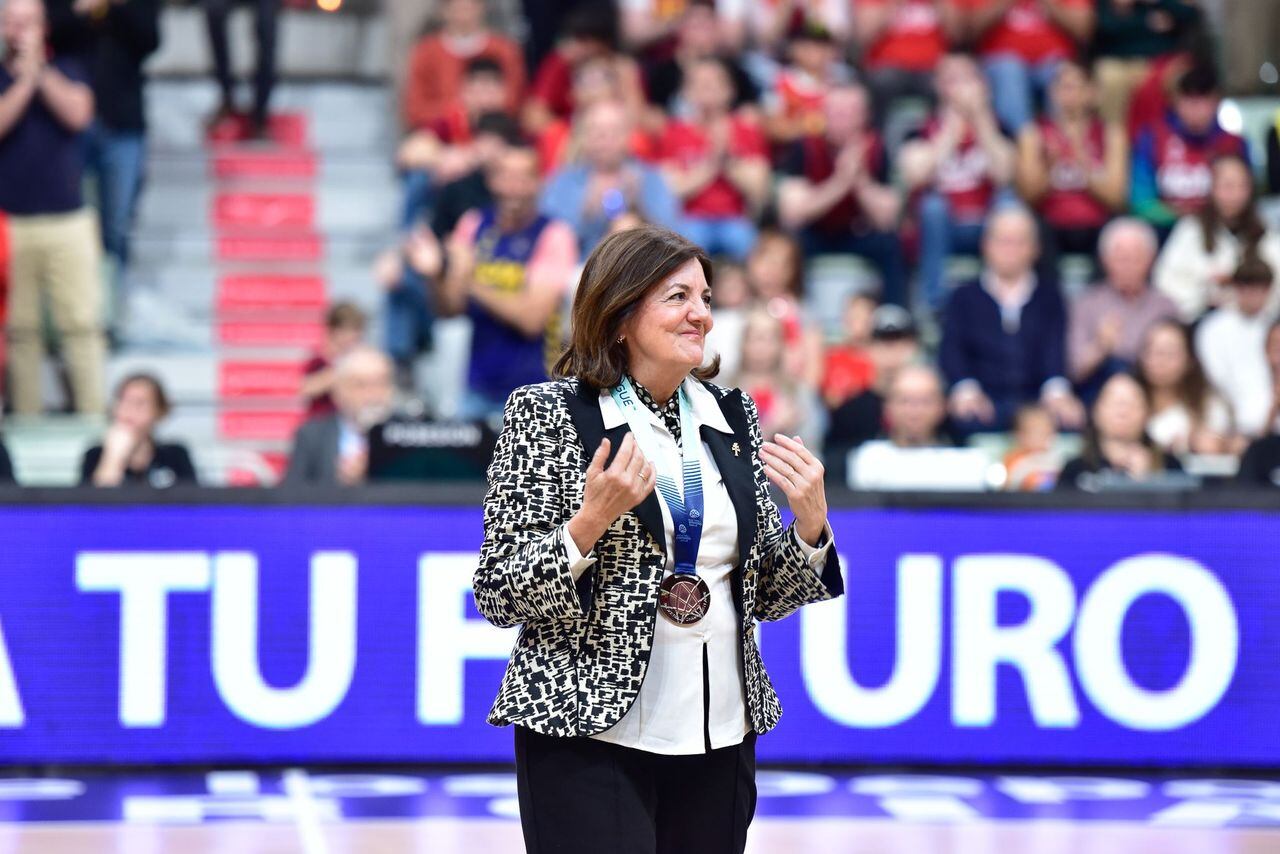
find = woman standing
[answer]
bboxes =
[473,225,843,854]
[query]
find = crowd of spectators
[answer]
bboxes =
[2,0,1280,493]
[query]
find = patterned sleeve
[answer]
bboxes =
[472,385,587,629]
[743,392,845,622]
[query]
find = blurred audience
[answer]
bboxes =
[854,0,959,126]
[659,56,769,261]
[744,229,824,387]
[203,0,278,137]
[1137,317,1233,455]
[541,100,682,254]
[401,0,524,132]
[643,2,756,122]
[701,258,750,378]
[538,54,657,175]
[1236,321,1280,487]
[0,436,12,484]
[440,144,579,421]
[900,53,1015,310]
[731,308,810,441]
[1016,60,1128,265]
[1130,62,1248,233]
[763,16,850,144]
[81,373,195,487]
[820,292,878,412]
[1067,218,1176,396]
[1154,153,1280,322]
[940,206,1082,434]
[778,83,907,306]
[1195,255,1279,439]
[1,0,104,415]
[302,302,367,418]
[1002,401,1061,489]
[285,345,394,486]
[1057,371,1182,490]
[1092,0,1202,126]
[824,304,923,481]
[960,0,1095,135]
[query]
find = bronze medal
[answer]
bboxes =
[658,574,711,626]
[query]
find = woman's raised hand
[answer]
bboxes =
[760,433,828,548]
[568,433,657,555]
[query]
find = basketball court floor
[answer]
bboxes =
[0,768,1277,852]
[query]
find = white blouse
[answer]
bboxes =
[561,377,833,755]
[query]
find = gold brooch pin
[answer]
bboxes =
[731,442,741,457]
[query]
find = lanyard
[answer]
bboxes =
[609,377,704,575]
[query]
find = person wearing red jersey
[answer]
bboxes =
[659,58,769,261]
[853,0,962,126]
[957,0,1095,134]
[900,53,1016,310]
[1016,60,1128,267]
[764,16,851,144]
[1131,62,1249,234]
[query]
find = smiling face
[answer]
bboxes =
[1093,374,1150,444]
[622,258,714,379]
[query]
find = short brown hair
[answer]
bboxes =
[553,225,719,388]
[326,301,367,331]
[1231,253,1274,287]
[114,372,171,418]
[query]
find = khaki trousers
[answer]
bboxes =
[1093,57,1153,127]
[5,208,106,415]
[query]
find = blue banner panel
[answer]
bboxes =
[0,504,1274,766]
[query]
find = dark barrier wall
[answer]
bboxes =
[0,487,1275,767]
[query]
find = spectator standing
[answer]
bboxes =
[80,373,196,487]
[57,0,159,318]
[658,57,769,262]
[823,304,922,481]
[854,0,961,125]
[284,346,395,486]
[1092,0,1203,126]
[956,0,1095,134]
[778,83,908,306]
[203,0,279,137]
[900,53,1015,310]
[441,145,579,421]
[1137,318,1233,455]
[1153,154,1280,322]
[1067,218,1177,395]
[1016,60,1128,264]
[401,0,524,132]
[1130,62,1249,233]
[541,100,682,255]
[1056,371,1183,490]
[1195,256,1279,438]
[1236,321,1280,487]
[1,0,103,415]
[301,302,367,419]
[940,206,1083,433]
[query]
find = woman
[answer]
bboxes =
[1057,372,1182,491]
[473,225,842,854]
[1154,154,1280,322]
[1136,319,1234,455]
[81,374,197,487]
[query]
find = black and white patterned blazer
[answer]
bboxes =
[472,376,845,738]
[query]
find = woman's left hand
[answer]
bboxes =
[760,434,828,547]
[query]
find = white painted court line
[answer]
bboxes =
[283,768,330,854]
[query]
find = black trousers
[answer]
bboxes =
[514,726,757,854]
[204,0,280,122]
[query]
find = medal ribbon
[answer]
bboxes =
[609,377,704,575]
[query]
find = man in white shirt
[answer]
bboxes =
[1196,256,1279,437]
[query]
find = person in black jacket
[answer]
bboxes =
[81,373,196,487]
[0,440,14,485]
[939,205,1085,435]
[1056,372,1182,491]
[49,0,160,278]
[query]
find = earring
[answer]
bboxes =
[617,336,625,343]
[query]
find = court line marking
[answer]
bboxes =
[283,768,329,854]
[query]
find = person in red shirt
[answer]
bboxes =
[820,292,879,410]
[659,57,769,261]
[301,302,368,417]
[764,17,851,144]
[536,56,659,176]
[854,0,962,126]
[958,0,1095,133]
[401,0,524,132]
[1016,60,1129,266]
[777,82,908,306]
[900,53,1017,310]
[524,5,645,139]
